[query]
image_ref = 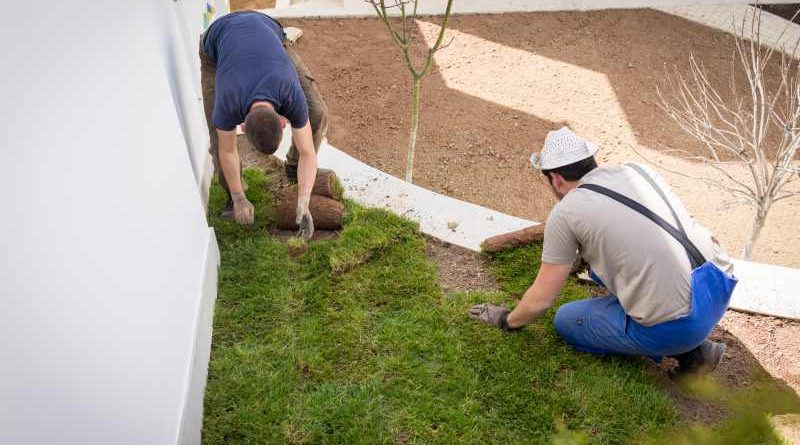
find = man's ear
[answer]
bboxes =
[549,172,564,189]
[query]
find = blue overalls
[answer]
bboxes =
[553,165,738,360]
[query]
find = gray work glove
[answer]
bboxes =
[468,303,520,332]
[296,195,314,239]
[231,191,255,225]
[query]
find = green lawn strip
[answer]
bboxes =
[327,201,418,276]
[473,244,678,443]
[204,168,686,444]
[489,245,800,444]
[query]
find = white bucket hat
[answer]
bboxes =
[530,127,598,170]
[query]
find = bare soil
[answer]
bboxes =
[229,0,275,11]
[718,311,800,393]
[425,237,497,293]
[286,10,800,267]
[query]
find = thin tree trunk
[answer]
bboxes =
[742,206,768,260]
[405,77,422,183]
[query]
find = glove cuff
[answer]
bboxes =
[231,191,248,203]
[499,312,522,332]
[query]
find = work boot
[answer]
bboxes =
[669,340,726,378]
[285,163,298,184]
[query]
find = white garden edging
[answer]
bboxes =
[268,130,800,320]
[728,260,799,320]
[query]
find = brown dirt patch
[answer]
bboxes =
[659,313,800,424]
[647,315,799,424]
[649,360,725,424]
[288,15,558,222]
[229,0,275,11]
[425,237,497,293]
[718,311,800,394]
[286,10,800,267]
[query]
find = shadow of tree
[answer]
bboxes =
[290,16,560,221]
[443,9,787,160]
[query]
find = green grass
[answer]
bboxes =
[202,168,794,444]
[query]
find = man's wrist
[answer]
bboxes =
[499,311,522,332]
[231,191,248,202]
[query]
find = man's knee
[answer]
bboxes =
[553,301,583,340]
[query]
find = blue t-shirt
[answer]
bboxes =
[203,12,309,131]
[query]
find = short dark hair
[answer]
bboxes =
[245,107,283,155]
[542,156,597,182]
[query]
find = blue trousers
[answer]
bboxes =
[554,262,737,360]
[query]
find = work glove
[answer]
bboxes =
[468,303,520,332]
[296,195,314,239]
[231,191,255,225]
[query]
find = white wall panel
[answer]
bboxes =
[0,1,217,444]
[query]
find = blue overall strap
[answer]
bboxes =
[627,163,688,237]
[578,183,706,270]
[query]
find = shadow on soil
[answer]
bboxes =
[442,9,787,160]
[289,16,560,221]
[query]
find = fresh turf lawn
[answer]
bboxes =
[202,169,793,444]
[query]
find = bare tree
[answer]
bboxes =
[366,0,455,183]
[656,7,800,260]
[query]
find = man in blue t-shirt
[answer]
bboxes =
[200,11,328,236]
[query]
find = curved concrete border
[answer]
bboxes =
[268,129,800,320]
[728,260,799,320]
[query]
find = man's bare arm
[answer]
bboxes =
[291,121,317,238]
[217,128,254,224]
[292,122,317,198]
[506,262,572,328]
[217,128,243,193]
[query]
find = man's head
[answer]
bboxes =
[530,127,598,199]
[244,105,283,155]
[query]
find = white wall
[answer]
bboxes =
[160,0,211,204]
[0,1,218,444]
[165,0,230,205]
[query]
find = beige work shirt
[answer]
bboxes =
[542,163,733,327]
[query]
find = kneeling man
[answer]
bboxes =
[469,128,738,376]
